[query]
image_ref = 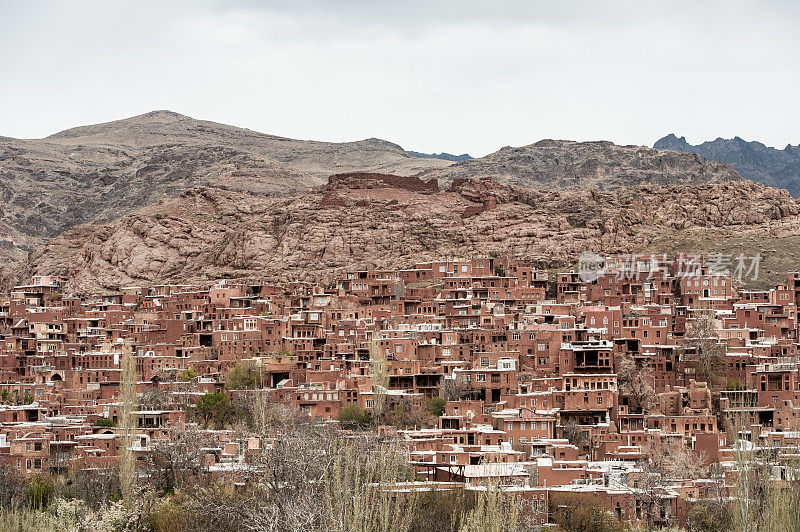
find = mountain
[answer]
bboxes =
[406,151,473,162]
[654,134,800,196]
[16,173,798,294]
[415,139,741,190]
[2,111,782,294]
[0,110,453,266]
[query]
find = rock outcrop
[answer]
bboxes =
[3,112,794,294]
[18,174,800,294]
[0,111,452,266]
[655,134,800,197]
[415,139,741,190]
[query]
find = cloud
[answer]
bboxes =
[0,0,798,155]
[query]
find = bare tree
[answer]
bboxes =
[617,355,655,413]
[143,425,215,493]
[562,419,589,452]
[440,376,474,402]
[633,435,708,530]
[138,387,176,410]
[684,309,726,387]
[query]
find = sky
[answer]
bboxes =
[1,0,798,156]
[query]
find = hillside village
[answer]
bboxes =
[2,254,799,528]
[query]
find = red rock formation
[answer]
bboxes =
[16,174,800,294]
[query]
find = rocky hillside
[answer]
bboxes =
[414,139,741,190]
[17,173,798,294]
[406,151,473,162]
[0,111,452,266]
[3,112,788,293]
[655,134,800,197]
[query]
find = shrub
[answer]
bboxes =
[337,405,372,429]
[549,492,626,532]
[411,488,471,532]
[150,494,193,532]
[726,379,745,391]
[59,468,120,510]
[25,475,54,510]
[0,465,26,507]
[94,417,116,427]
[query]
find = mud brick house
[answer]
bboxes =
[3,253,800,526]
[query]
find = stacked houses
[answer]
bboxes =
[1,255,799,527]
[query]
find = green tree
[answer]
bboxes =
[424,397,446,418]
[180,367,198,381]
[196,392,229,426]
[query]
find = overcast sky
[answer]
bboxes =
[1,0,798,156]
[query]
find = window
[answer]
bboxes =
[476,374,486,382]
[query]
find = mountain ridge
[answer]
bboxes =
[406,150,473,162]
[416,139,741,190]
[0,111,776,293]
[0,110,453,267]
[655,133,800,196]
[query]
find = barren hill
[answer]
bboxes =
[18,173,798,294]
[655,134,800,197]
[415,139,741,190]
[0,111,452,266]
[1,112,783,293]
